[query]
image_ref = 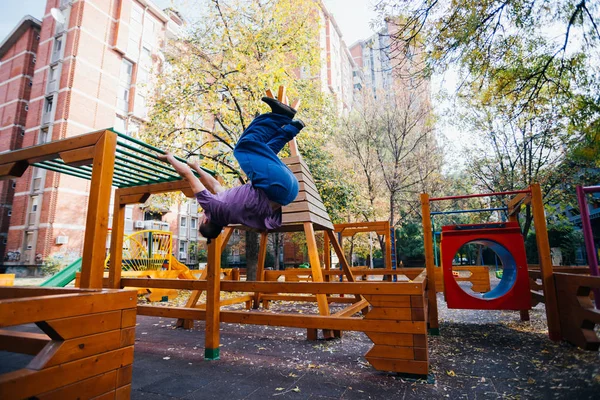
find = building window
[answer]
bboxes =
[51,36,63,63]
[190,218,197,229]
[25,231,34,250]
[7,210,11,217]
[28,196,39,226]
[180,216,187,228]
[179,240,187,259]
[117,60,133,114]
[32,168,44,192]
[47,65,59,93]
[131,3,143,24]
[42,96,54,124]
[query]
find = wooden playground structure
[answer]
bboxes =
[1,89,599,396]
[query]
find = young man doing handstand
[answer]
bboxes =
[159,94,304,241]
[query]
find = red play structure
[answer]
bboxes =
[441,221,531,310]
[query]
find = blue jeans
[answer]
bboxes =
[233,113,300,205]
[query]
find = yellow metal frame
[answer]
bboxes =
[105,229,174,271]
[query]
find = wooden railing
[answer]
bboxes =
[554,273,600,350]
[123,272,430,376]
[0,287,137,399]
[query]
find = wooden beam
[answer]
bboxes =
[108,197,126,289]
[118,193,151,205]
[0,129,104,165]
[115,179,191,197]
[253,232,269,308]
[304,223,330,316]
[531,183,561,341]
[420,193,439,331]
[277,85,286,102]
[117,278,424,295]
[0,330,49,355]
[59,146,95,167]
[332,299,369,317]
[0,161,29,180]
[205,235,222,359]
[80,131,117,289]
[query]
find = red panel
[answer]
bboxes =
[441,222,531,310]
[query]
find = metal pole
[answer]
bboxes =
[576,186,600,308]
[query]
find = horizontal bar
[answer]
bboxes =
[136,306,427,334]
[115,152,180,180]
[119,278,424,295]
[430,207,508,216]
[429,189,530,202]
[32,163,93,182]
[583,186,600,194]
[40,160,131,186]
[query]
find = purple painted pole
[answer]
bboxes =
[576,186,600,308]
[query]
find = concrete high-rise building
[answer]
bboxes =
[0,0,191,269]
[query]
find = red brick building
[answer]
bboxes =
[1,0,188,268]
[0,16,41,261]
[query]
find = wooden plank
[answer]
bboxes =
[80,131,117,289]
[531,183,560,341]
[0,161,29,179]
[220,310,426,333]
[35,370,118,400]
[365,344,414,360]
[283,200,331,221]
[0,286,97,300]
[115,179,190,197]
[332,299,369,317]
[194,295,253,309]
[119,278,425,295]
[0,346,134,399]
[260,294,355,303]
[138,305,207,320]
[59,146,96,167]
[31,329,123,369]
[40,310,125,340]
[0,129,104,165]
[116,365,133,387]
[364,307,412,321]
[364,295,412,307]
[0,329,49,355]
[115,384,131,399]
[326,230,357,283]
[285,194,329,215]
[365,357,428,375]
[1,291,136,329]
[420,193,438,330]
[365,332,414,347]
[121,308,137,328]
[305,222,332,338]
[277,85,286,102]
[281,211,333,230]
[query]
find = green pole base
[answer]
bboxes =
[428,327,440,336]
[204,348,220,360]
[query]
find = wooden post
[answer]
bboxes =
[385,231,392,270]
[177,227,234,329]
[108,197,126,289]
[205,235,222,360]
[420,193,439,333]
[323,233,330,271]
[530,183,561,341]
[304,222,333,339]
[80,131,117,289]
[253,232,269,308]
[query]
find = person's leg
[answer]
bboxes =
[265,121,304,154]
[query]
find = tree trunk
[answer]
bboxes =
[245,230,259,281]
[274,233,282,270]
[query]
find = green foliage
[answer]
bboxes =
[40,255,62,276]
[525,222,584,265]
[396,222,424,260]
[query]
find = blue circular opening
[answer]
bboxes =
[454,239,518,300]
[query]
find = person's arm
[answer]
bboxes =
[187,161,225,194]
[157,152,206,194]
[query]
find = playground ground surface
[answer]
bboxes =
[3,282,600,399]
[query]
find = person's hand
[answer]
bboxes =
[187,160,200,171]
[157,151,172,161]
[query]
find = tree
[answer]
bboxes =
[142,0,335,279]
